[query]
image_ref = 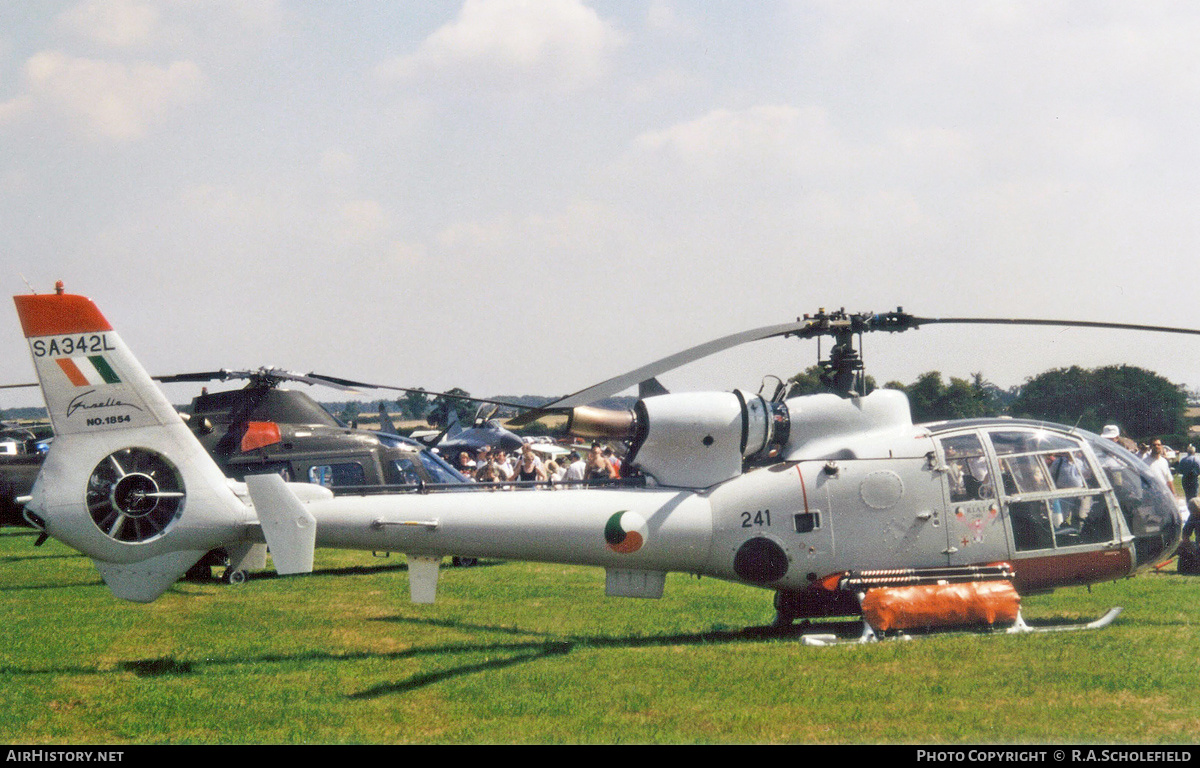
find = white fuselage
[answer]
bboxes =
[304,486,714,575]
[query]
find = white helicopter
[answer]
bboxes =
[13,288,1187,640]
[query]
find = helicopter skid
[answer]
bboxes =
[1005,606,1123,634]
[749,605,1125,645]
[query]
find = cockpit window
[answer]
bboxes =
[1048,451,1100,490]
[940,433,990,503]
[1088,433,1181,565]
[987,429,1115,551]
[308,462,366,488]
[418,451,467,483]
[990,430,1077,455]
[1000,454,1052,495]
[393,458,422,485]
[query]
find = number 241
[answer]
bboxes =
[741,510,771,528]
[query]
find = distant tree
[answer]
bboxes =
[887,371,1003,423]
[428,387,474,427]
[399,388,430,420]
[339,401,361,425]
[971,372,1020,411]
[1010,365,1187,441]
[790,366,1005,422]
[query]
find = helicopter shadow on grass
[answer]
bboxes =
[0,638,574,681]
[1,551,84,565]
[181,558,506,585]
[0,607,1152,695]
[351,600,1187,699]
[0,615,804,693]
[0,576,104,593]
[341,615,848,700]
[1,548,101,592]
[109,614,801,698]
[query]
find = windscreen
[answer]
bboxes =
[1087,433,1181,566]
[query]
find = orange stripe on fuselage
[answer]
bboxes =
[795,464,809,513]
[13,293,112,338]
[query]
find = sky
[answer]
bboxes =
[3,1,1200,411]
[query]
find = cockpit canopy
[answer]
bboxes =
[931,419,1181,569]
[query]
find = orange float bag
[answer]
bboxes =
[859,580,1020,631]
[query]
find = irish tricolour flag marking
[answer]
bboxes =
[604,510,648,554]
[56,356,121,387]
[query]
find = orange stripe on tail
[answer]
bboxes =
[55,358,91,386]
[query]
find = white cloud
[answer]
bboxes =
[645,1,697,36]
[632,105,852,177]
[335,199,391,244]
[626,67,700,104]
[58,0,161,48]
[319,149,358,179]
[0,95,33,127]
[56,0,284,56]
[377,0,621,93]
[21,50,205,140]
[386,240,429,267]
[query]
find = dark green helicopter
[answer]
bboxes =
[159,367,470,489]
[1,367,497,576]
[0,418,47,527]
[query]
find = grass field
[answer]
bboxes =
[2,526,1199,744]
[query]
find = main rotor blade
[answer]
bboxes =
[507,312,1200,427]
[301,374,531,412]
[506,320,811,426]
[153,368,362,392]
[152,370,236,384]
[909,316,1200,337]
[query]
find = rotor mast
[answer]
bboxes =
[793,308,919,397]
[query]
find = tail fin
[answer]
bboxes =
[15,287,250,602]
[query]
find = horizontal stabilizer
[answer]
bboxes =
[94,550,207,603]
[246,474,316,575]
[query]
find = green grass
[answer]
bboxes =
[2,526,1199,744]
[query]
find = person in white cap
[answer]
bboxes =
[1100,424,1138,452]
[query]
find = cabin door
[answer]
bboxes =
[935,431,1011,567]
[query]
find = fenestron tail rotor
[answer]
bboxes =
[86,448,185,544]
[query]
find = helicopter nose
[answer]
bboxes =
[1086,432,1182,572]
[1128,472,1183,571]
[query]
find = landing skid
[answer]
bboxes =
[746,606,1123,645]
[1005,606,1123,634]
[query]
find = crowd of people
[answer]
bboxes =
[1175,443,1200,546]
[1101,424,1181,495]
[451,441,623,486]
[1104,424,1200,551]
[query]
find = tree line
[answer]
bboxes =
[789,364,1192,445]
[4,365,1187,447]
[320,364,1192,448]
